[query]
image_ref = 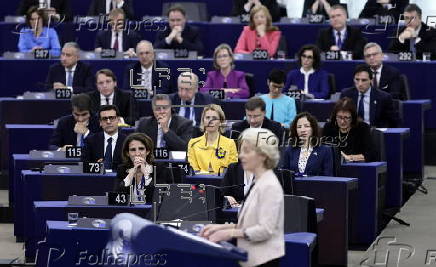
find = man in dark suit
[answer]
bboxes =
[49,94,101,150]
[388,4,436,60]
[340,64,398,128]
[136,94,193,151]
[87,0,135,20]
[94,8,140,55]
[45,42,94,93]
[364,42,407,100]
[122,41,172,94]
[316,4,367,59]
[82,105,126,170]
[17,0,72,21]
[154,5,204,55]
[230,96,284,144]
[169,72,215,127]
[88,69,133,124]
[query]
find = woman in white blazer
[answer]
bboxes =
[200,128,285,267]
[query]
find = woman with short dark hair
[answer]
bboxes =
[284,44,330,99]
[322,97,374,162]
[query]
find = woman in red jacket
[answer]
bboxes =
[234,5,282,58]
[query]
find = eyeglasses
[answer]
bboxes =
[100,116,118,122]
[336,115,352,121]
[301,54,314,59]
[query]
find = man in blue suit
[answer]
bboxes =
[169,72,216,127]
[45,42,94,93]
[122,41,172,94]
[49,94,101,150]
[340,64,399,128]
[364,42,407,100]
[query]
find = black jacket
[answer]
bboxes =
[136,115,194,151]
[87,89,134,124]
[49,114,101,150]
[94,30,140,51]
[377,64,406,100]
[316,25,367,59]
[45,61,95,93]
[169,92,216,126]
[230,117,284,145]
[389,22,436,60]
[154,24,204,55]
[82,131,126,170]
[17,0,72,21]
[231,0,280,22]
[302,0,340,18]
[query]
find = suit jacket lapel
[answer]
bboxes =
[370,89,377,125]
[113,134,124,163]
[305,147,319,174]
[98,133,105,159]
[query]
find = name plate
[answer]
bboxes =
[65,146,82,158]
[325,50,340,60]
[174,48,189,58]
[398,52,414,61]
[209,89,225,100]
[133,88,149,99]
[177,163,193,176]
[252,49,268,60]
[154,148,169,159]
[308,14,325,24]
[101,49,116,58]
[108,192,130,206]
[376,14,394,25]
[34,48,49,59]
[83,162,104,174]
[55,88,72,99]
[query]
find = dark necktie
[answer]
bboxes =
[358,93,365,120]
[104,137,113,169]
[270,103,275,121]
[113,32,119,51]
[105,97,110,105]
[410,37,416,53]
[184,101,191,119]
[372,71,378,89]
[66,69,73,87]
[223,81,228,88]
[336,31,342,49]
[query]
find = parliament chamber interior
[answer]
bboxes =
[1,0,436,266]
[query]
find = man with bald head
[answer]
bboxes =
[169,72,215,126]
[122,40,172,94]
[364,42,405,100]
[46,42,94,93]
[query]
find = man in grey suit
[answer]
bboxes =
[136,94,193,151]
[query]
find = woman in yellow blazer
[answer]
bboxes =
[200,128,284,267]
[187,104,238,174]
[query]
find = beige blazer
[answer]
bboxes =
[237,169,285,267]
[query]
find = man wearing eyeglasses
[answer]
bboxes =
[136,94,194,151]
[364,42,406,100]
[49,93,101,150]
[389,3,436,60]
[340,64,398,128]
[230,96,284,144]
[82,105,127,170]
[88,68,133,125]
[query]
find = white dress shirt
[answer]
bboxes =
[104,131,118,158]
[178,96,196,126]
[100,92,114,106]
[157,118,171,148]
[277,0,305,18]
[140,65,153,91]
[358,87,371,125]
[64,64,77,90]
[300,67,315,94]
[111,31,123,52]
